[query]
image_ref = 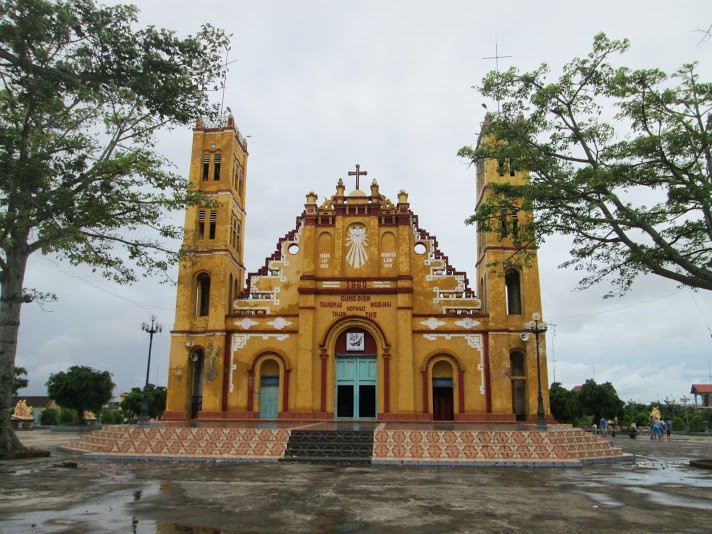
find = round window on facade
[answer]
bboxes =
[414,242,427,255]
[288,243,300,255]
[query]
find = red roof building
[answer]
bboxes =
[690,384,712,407]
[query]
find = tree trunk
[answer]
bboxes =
[0,246,30,454]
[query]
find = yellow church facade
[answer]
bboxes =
[163,115,550,423]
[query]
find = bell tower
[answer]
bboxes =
[164,114,249,421]
[474,118,543,327]
[474,114,549,422]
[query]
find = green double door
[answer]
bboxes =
[259,376,279,420]
[335,355,377,419]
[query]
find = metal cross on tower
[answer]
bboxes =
[482,41,512,112]
[348,164,368,190]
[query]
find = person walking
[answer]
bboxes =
[666,419,672,440]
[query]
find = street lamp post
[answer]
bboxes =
[524,312,548,430]
[138,316,163,425]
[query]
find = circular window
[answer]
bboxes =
[288,243,300,255]
[414,242,427,255]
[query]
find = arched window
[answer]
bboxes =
[505,269,522,315]
[213,153,221,181]
[202,153,210,181]
[196,273,211,316]
[510,351,525,376]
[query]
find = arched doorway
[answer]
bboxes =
[510,351,527,421]
[259,358,280,420]
[189,349,204,419]
[335,328,377,419]
[432,360,454,421]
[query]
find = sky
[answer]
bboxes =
[15,0,712,407]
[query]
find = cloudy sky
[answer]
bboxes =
[16,1,712,407]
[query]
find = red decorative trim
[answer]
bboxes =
[318,316,391,350]
[279,412,331,420]
[458,368,465,413]
[422,370,429,413]
[162,411,186,422]
[380,412,433,421]
[247,368,254,412]
[455,413,517,422]
[224,411,257,419]
[410,212,475,296]
[306,276,403,282]
[484,332,492,413]
[283,368,290,412]
[320,351,328,413]
[241,217,305,296]
[383,353,390,413]
[299,287,413,295]
[170,329,227,335]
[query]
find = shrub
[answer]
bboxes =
[58,408,78,426]
[687,412,706,433]
[99,409,125,425]
[40,408,58,426]
[672,416,686,433]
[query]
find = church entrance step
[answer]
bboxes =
[280,429,374,464]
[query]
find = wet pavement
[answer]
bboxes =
[1,430,711,533]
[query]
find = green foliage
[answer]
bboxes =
[46,366,114,425]
[577,379,625,422]
[672,416,686,433]
[459,32,712,295]
[39,407,58,426]
[12,367,28,395]
[120,384,167,420]
[0,0,229,453]
[99,409,125,425]
[549,382,580,423]
[58,408,78,426]
[574,415,593,428]
[687,412,706,433]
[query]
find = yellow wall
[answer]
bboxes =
[165,121,550,423]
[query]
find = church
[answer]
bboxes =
[163,114,550,423]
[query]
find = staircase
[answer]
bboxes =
[280,429,375,464]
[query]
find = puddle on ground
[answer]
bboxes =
[628,487,712,510]
[0,484,161,533]
[581,491,624,508]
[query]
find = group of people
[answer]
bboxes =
[592,412,673,440]
[650,417,672,440]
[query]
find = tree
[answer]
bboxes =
[458,33,712,297]
[120,384,167,421]
[548,382,581,424]
[577,379,625,423]
[12,366,28,395]
[46,365,114,426]
[0,0,229,453]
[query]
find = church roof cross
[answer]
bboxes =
[348,164,368,190]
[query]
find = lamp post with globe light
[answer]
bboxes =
[138,316,162,425]
[524,312,548,430]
